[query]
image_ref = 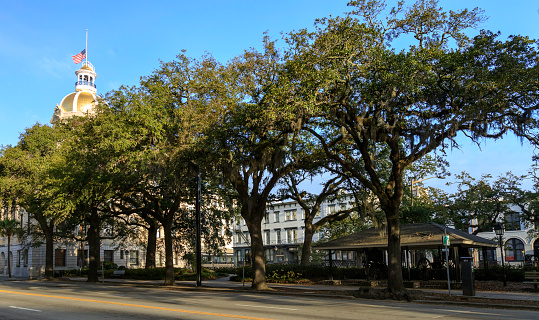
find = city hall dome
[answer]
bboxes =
[51,61,100,124]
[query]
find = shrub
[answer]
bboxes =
[230,264,367,283]
[474,265,538,282]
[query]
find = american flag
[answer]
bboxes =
[72,49,86,64]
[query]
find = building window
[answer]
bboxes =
[505,238,525,261]
[237,233,242,244]
[264,248,275,263]
[505,213,521,231]
[285,209,297,221]
[129,250,139,266]
[17,250,21,267]
[265,212,270,224]
[264,230,270,245]
[104,250,114,263]
[55,249,66,267]
[482,248,496,261]
[276,229,282,244]
[286,228,297,244]
[328,204,336,215]
[22,249,28,267]
[274,211,280,223]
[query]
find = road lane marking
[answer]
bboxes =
[0,289,273,320]
[236,304,298,311]
[438,308,503,316]
[9,306,42,312]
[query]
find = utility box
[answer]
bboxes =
[461,257,475,296]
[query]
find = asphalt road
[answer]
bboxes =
[0,281,536,320]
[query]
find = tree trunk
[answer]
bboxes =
[32,215,55,280]
[44,225,54,280]
[7,235,11,278]
[301,219,315,266]
[162,218,175,286]
[145,223,157,269]
[386,206,405,295]
[247,220,269,290]
[87,210,101,283]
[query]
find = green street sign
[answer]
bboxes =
[443,235,450,246]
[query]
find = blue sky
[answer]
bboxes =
[1,0,538,192]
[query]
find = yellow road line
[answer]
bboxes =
[0,289,274,320]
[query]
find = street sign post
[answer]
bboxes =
[444,228,451,296]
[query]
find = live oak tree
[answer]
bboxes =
[206,38,307,290]
[446,172,517,234]
[57,111,133,282]
[285,0,539,296]
[447,171,539,234]
[0,124,68,280]
[105,53,233,285]
[105,79,196,285]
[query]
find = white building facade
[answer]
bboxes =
[232,194,357,266]
[475,208,539,267]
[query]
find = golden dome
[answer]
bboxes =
[81,65,93,71]
[59,91,97,113]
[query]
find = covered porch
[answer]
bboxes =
[315,223,499,282]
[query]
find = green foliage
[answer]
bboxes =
[103,262,119,270]
[266,269,306,283]
[2,0,537,295]
[444,172,525,234]
[231,264,367,282]
[99,267,217,281]
[400,205,434,224]
[320,213,373,241]
[474,265,537,282]
[0,218,20,236]
[118,267,168,280]
[283,0,538,293]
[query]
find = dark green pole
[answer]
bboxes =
[196,166,202,287]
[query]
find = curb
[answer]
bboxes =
[415,299,539,312]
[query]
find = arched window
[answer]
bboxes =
[505,238,525,261]
[533,238,539,259]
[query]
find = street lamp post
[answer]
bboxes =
[494,224,507,287]
[410,176,445,206]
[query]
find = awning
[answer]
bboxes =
[315,223,498,250]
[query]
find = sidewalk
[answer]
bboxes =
[67,275,539,302]
[3,275,538,308]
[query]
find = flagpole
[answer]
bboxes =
[85,29,88,64]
